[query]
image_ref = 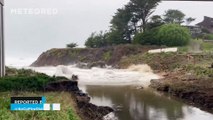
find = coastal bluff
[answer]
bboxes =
[31,45,158,67]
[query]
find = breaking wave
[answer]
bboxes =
[28,64,159,87]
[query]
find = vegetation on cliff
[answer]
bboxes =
[1,68,66,91]
[31,45,159,67]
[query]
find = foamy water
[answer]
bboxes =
[27,64,159,87]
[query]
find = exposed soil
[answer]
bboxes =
[150,71,213,111]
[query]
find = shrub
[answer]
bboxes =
[203,34,213,40]
[1,68,64,91]
[0,74,57,91]
[133,27,160,45]
[67,43,78,48]
[85,32,109,48]
[157,24,191,46]
[133,24,190,47]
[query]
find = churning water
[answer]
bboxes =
[29,64,159,87]
[27,65,213,120]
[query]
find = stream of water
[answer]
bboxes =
[28,65,213,120]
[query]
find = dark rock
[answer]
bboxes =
[72,75,79,81]
[75,90,90,103]
[44,80,79,91]
[77,101,114,120]
[74,90,114,120]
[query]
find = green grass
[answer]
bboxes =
[0,72,65,92]
[0,92,80,120]
[0,68,69,92]
[103,51,112,61]
[203,33,213,40]
[201,42,213,52]
[178,39,213,53]
[119,52,181,71]
[178,46,189,53]
[182,64,213,77]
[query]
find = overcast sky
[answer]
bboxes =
[4,0,213,65]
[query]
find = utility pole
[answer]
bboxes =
[0,0,4,77]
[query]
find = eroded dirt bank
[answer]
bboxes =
[44,80,113,120]
[150,73,213,110]
[119,52,213,111]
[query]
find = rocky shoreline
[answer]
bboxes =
[44,80,114,120]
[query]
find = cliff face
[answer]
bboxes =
[31,45,158,67]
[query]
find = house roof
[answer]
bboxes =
[197,16,213,28]
[0,0,4,6]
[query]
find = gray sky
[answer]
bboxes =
[4,0,213,65]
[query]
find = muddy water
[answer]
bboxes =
[80,85,213,120]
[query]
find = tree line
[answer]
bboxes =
[83,0,194,48]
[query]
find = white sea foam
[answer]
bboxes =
[28,64,159,87]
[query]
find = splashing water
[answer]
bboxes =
[28,64,159,87]
[127,64,153,73]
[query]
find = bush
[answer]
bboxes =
[133,27,160,45]
[157,24,191,46]
[67,43,78,48]
[133,24,190,47]
[0,74,57,91]
[85,32,109,48]
[1,68,64,91]
[203,34,213,40]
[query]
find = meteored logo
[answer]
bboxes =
[10,97,60,111]
[10,8,58,15]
